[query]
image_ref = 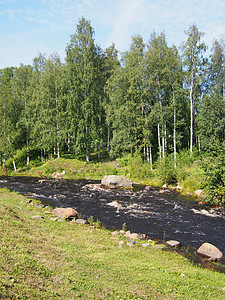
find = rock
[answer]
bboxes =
[192,208,217,217]
[166,240,181,247]
[145,185,154,191]
[38,179,48,184]
[197,242,223,260]
[159,189,165,194]
[162,184,168,189]
[82,184,105,191]
[195,189,203,197]
[141,243,151,247]
[107,200,123,208]
[124,232,146,240]
[75,219,86,225]
[126,233,140,239]
[153,245,164,250]
[101,175,132,189]
[53,207,78,219]
[112,230,118,237]
[31,215,44,219]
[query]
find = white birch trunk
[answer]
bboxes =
[68,134,70,152]
[12,155,17,172]
[164,123,167,152]
[162,125,165,159]
[174,107,177,169]
[147,146,149,163]
[173,89,177,169]
[107,121,110,153]
[198,135,201,153]
[144,144,146,162]
[26,135,30,166]
[150,146,153,171]
[158,123,162,159]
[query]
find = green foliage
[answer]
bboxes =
[154,154,177,185]
[201,144,225,205]
[116,153,152,180]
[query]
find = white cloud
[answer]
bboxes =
[106,0,146,50]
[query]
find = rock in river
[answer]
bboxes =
[101,175,132,189]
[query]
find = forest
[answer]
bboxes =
[1,17,225,204]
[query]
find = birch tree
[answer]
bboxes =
[181,24,206,155]
[66,17,103,162]
[11,64,33,165]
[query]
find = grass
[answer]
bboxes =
[1,189,225,299]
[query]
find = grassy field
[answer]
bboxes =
[1,188,225,299]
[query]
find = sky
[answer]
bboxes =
[0,0,225,69]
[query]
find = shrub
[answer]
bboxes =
[201,148,225,206]
[154,154,177,185]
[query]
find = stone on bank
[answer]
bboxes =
[197,242,224,261]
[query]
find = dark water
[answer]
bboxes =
[1,176,225,256]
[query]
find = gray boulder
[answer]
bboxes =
[101,175,132,189]
[197,242,223,260]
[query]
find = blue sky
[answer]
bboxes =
[0,0,225,69]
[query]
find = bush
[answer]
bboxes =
[201,148,225,206]
[116,153,152,180]
[154,154,177,185]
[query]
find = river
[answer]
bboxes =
[0,176,225,257]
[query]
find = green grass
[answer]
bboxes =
[0,189,225,299]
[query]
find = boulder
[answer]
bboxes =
[53,207,78,219]
[101,175,132,189]
[197,242,223,260]
[166,240,181,247]
[195,189,203,197]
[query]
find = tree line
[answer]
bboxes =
[0,17,225,171]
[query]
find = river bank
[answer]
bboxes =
[1,188,225,298]
[1,156,204,200]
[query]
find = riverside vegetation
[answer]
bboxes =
[1,188,225,299]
